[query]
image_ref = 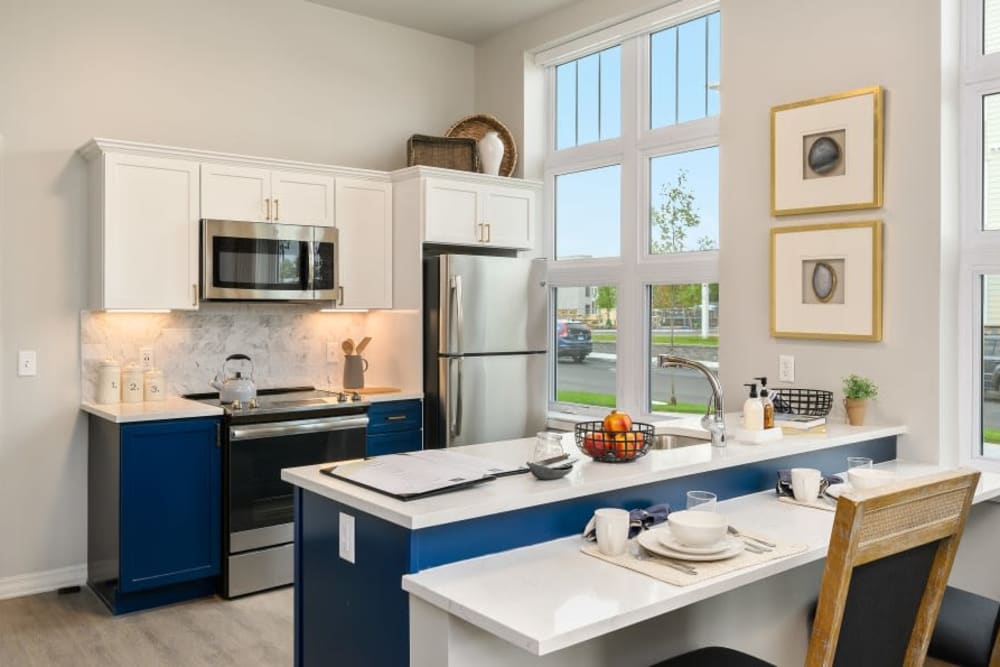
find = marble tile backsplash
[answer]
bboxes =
[80,304,370,401]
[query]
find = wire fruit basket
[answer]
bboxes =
[772,388,834,417]
[574,421,655,463]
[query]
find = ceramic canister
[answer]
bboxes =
[144,368,166,402]
[122,363,144,403]
[96,360,121,404]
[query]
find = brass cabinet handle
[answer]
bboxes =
[338,286,345,306]
[274,198,279,221]
[386,415,407,422]
[265,198,271,221]
[485,223,492,243]
[192,283,198,307]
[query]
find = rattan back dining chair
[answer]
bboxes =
[653,469,981,667]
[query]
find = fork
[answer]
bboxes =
[630,543,698,575]
[728,525,776,548]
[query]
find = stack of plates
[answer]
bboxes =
[637,527,743,561]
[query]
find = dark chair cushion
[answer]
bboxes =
[928,586,1000,667]
[652,646,775,667]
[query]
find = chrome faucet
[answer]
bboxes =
[659,355,726,447]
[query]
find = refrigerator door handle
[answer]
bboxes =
[449,357,463,438]
[450,274,464,355]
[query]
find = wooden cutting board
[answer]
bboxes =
[352,387,401,395]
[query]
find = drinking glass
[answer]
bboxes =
[686,490,717,511]
[847,456,873,470]
[533,432,565,463]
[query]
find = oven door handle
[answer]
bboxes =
[229,415,369,442]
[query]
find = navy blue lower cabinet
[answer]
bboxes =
[88,415,221,614]
[366,399,422,456]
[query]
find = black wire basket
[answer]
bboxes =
[574,421,655,463]
[772,388,834,417]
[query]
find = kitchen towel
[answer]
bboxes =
[583,503,670,541]
[580,527,808,587]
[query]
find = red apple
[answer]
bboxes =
[602,410,633,433]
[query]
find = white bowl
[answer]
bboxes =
[848,468,895,491]
[667,510,728,547]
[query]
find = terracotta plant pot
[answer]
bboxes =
[844,398,867,426]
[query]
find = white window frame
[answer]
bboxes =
[959,0,1000,471]
[540,0,721,421]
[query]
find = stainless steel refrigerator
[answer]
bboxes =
[423,255,547,447]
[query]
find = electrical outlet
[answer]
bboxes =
[139,347,155,370]
[17,350,37,377]
[778,355,795,383]
[327,340,338,363]
[339,512,355,563]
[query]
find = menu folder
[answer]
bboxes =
[320,464,496,500]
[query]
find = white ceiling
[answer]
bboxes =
[307,0,578,44]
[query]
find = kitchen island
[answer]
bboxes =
[282,418,904,667]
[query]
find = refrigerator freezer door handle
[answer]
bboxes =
[450,275,464,355]
[449,357,463,438]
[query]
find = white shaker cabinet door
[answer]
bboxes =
[200,163,271,222]
[335,178,392,309]
[482,186,534,250]
[271,170,335,227]
[424,179,481,245]
[103,153,200,310]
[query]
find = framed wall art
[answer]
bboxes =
[770,86,884,216]
[770,220,882,341]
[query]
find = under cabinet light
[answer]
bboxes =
[104,309,171,314]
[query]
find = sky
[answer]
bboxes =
[553,12,721,260]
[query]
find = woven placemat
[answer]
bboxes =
[581,529,807,587]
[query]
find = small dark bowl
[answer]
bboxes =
[527,460,574,480]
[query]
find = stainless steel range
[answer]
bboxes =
[185,386,368,598]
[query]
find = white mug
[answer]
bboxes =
[790,468,822,501]
[594,508,630,556]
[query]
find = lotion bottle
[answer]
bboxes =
[743,383,763,431]
[755,376,775,429]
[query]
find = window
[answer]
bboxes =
[541,3,720,416]
[962,0,1000,464]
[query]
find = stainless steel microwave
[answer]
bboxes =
[201,219,339,302]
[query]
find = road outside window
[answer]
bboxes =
[649,283,719,415]
[554,286,617,408]
[983,275,1000,458]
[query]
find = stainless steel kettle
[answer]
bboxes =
[210,354,257,404]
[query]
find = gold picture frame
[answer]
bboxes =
[770,220,882,341]
[770,86,884,216]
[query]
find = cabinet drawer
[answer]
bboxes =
[367,400,422,435]
[366,431,423,457]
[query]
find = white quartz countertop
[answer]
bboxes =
[81,397,224,423]
[281,418,906,530]
[401,461,1000,656]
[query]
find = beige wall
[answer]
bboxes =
[0,0,473,584]
[477,0,956,463]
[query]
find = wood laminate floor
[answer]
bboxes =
[0,587,292,666]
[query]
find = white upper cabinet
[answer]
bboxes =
[201,165,334,226]
[335,178,392,309]
[87,148,200,310]
[271,170,335,226]
[400,168,539,250]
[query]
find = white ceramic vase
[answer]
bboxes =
[477,131,504,176]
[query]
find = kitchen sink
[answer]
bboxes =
[648,433,711,449]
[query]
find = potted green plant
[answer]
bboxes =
[843,374,878,426]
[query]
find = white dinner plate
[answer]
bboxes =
[638,530,744,562]
[656,527,736,555]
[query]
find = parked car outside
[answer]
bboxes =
[557,320,592,363]
[984,333,1000,394]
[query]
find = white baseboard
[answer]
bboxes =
[0,564,87,601]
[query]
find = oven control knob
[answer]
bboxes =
[351,392,362,402]
[230,400,242,411]
[337,392,348,403]
[248,398,258,410]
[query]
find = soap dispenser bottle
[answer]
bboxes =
[755,376,775,429]
[742,383,763,431]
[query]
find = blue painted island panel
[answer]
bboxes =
[295,436,896,667]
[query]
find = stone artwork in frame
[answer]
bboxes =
[770,220,882,341]
[771,86,884,216]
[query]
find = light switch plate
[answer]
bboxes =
[339,512,355,563]
[778,355,795,383]
[17,350,37,377]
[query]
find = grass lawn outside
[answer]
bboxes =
[591,333,719,347]
[984,428,1000,445]
[556,390,704,415]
